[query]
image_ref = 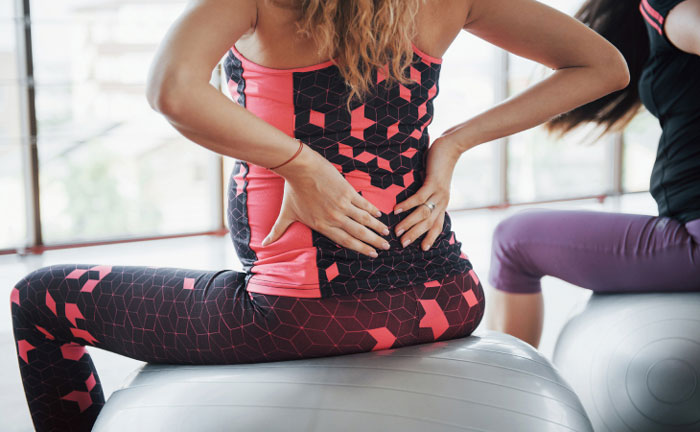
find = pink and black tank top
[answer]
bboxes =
[223,41,474,298]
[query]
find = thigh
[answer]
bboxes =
[13,264,261,364]
[495,209,700,292]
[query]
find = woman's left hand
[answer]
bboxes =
[392,136,463,251]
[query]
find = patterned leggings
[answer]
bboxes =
[10,264,484,432]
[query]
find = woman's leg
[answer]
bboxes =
[487,210,700,347]
[11,263,484,431]
[486,289,544,347]
[10,264,256,432]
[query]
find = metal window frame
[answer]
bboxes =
[493,49,625,208]
[15,0,41,252]
[495,50,510,207]
[611,132,624,196]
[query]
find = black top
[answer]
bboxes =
[638,0,700,223]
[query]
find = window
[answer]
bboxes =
[433,32,501,209]
[623,109,660,193]
[506,0,613,203]
[0,3,27,249]
[2,0,663,252]
[30,0,221,244]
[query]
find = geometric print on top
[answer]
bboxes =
[224,43,474,298]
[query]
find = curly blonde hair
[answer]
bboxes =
[269,0,425,112]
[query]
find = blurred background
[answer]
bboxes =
[0,0,660,254]
[0,0,662,430]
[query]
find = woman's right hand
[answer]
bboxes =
[261,143,391,258]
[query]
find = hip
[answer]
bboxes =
[245,268,486,351]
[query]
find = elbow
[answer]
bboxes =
[145,65,186,118]
[146,81,179,118]
[613,58,631,92]
[145,80,162,113]
[146,84,180,118]
[604,48,631,93]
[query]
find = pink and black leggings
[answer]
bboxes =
[10,265,484,431]
[489,209,700,294]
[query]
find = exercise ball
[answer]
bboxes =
[553,292,700,432]
[93,331,592,431]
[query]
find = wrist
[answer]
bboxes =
[439,122,480,154]
[271,139,318,180]
[432,134,467,166]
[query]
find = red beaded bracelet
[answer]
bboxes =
[268,139,304,171]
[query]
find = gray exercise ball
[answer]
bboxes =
[93,330,592,432]
[553,292,700,432]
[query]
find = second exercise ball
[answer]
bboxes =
[553,292,700,432]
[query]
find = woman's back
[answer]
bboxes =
[638,0,700,223]
[224,0,473,298]
[231,0,463,71]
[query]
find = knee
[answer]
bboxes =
[11,265,59,312]
[489,211,547,294]
[491,211,537,255]
[490,211,543,277]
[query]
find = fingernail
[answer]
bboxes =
[383,228,390,235]
[396,228,404,236]
[394,208,403,215]
[382,242,390,250]
[375,211,382,217]
[422,244,429,251]
[369,250,378,258]
[402,239,410,247]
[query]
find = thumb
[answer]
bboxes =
[261,214,295,247]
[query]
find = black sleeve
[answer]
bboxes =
[642,0,688,49]
[645,0,686,16]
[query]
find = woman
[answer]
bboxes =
[11,0,627,430]
[488,0,700,348]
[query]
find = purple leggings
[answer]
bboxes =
[489,209,700,293]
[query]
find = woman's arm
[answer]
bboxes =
[440,0,630,152]
[145,0,313,176]
[392,0,630,250]
[666,0,700,55]
[145,0,390,257]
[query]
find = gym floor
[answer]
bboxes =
[0,193,657,431]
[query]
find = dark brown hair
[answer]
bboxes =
[545,0,649,137]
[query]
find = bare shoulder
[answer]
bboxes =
[177,0,258,41]
[665,0,700,55]
[414,0,471,54]
[425,0,472,26]
[250,0,302,26]
[195,0,257,24]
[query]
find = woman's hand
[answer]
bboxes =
[262,144,391,258]
[392,136,463,251]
